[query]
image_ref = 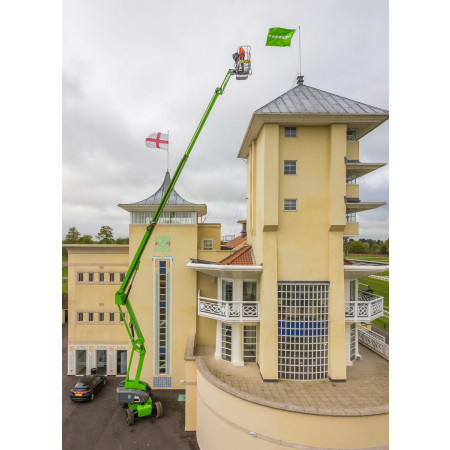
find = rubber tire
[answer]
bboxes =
[103,378,106,386]
[90,392,95,401]
[126,408,135,426]
[146,386,153,399]
[155,401,163,419]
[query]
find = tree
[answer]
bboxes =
[349,240,366,254]
[96,226,114,244]
[115,237,129,245]
[64,226,81,243]
[78,234,94,244]
[370,243,381,254]
[380,238,389,254]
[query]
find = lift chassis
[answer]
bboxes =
[115,47,251,425]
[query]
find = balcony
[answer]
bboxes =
[343,221,359,236]
[346,184,359,199]
[345,290,384,322]
[198,291,260,322]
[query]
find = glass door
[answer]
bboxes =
[75,350,86,375]
[243,325,257,363]
[96,350,107,375]
[116,350,127,375]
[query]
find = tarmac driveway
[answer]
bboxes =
[62,324,199,450]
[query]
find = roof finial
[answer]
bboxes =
[297,75,304,85]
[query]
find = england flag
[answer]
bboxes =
[145,132,169,150]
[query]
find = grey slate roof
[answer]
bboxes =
[124,171,198,206]
[256,84,388,115]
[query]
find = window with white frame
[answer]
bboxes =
[243,325,257,363]
[120,273,125,282]
[88,313,94,322]
[346,210,356,222]
[203,239,213,250]
[278,282,329,380]
[284,199,297,211]
[109,313,115,322]
[221,280,233,301]
[350,280,356,302]
[110,273,115,282]
[131,211,196,224]
[243,281,257,302]
[284,126,297,138]
[221,323,232,362]
[284,160,297,175]
[88,273,94,282]
[99,312,104,322]
[99,273,105,282]
[156,259,170,375]
[77,312,84,322]
[78,273,84,282]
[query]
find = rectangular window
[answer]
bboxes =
[284,126,297,138]
[243,281,257,302]
[132,211,196,224]
[350,323,356,361]
[120,273,125,282]
[221,323,232,362]
[99,273,105,282]
[99,312,104,322]
[88,313,94,322]
[347,129,357,141]
[78,273,84,282]
[110,273,115,282]
[120,312,124,322]
[203,239,213,250]
[221,280,233,301]
[284,199,297,211]
[88,273,94,282]
[278,282,329,380]
[156,259,171,376]
[243,325,257,363]
[284,160,297,175]
[346,172,357,184]
[346,210,356,222]
[109,313,115,322]
[77,312,84,322]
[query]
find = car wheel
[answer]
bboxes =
[90,392,95,401]
[126,408,135,426]
[103,379,106,386]
[155,401,163,419]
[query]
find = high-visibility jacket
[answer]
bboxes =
[239,48,245,55]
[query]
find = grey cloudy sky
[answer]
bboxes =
[63,0,388,240]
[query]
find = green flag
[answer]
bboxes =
[266,27,296,47]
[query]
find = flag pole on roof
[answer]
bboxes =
[167,130,169,173]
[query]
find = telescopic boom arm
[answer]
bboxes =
[115,69,233,390]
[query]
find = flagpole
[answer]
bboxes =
[298,25,301,75]
[167,129,169,173]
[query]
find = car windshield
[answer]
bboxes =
[74,382,88,389]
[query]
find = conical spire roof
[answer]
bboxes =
[126,171,197,206]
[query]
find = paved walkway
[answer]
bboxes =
[197,345,388,416]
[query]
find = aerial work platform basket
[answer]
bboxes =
[231,45,251,80]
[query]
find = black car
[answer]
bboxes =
[70,375,107,402]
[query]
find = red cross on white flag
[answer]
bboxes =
[145,132,169,150]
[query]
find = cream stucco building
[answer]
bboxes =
[64,78,389,449]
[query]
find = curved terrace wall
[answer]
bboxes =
[196,361,388,450]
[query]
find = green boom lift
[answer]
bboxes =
[115,46,252,425]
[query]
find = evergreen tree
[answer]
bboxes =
[64,226,81,243]
[96,226,114,244]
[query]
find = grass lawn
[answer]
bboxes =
[62,281,68,293]
[358,276,389,330]
[62,266,68,277]
[346,254,389,262]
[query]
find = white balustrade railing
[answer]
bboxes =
[198,292,260,322]
[369,275,389,282]
[345,291,384,322]
[357,325,389,360]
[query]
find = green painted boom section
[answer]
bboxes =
[115,69,233,390]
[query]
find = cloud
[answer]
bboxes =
[63,0,389,240]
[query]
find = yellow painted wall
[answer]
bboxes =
[196,369,388,450]
[346,141,359,160]
[66,248,130,345]
[198,224,221,250]
[127,224,198,389]
[346,184,359,199]
[196,272,219,346]
[344,221,359,237]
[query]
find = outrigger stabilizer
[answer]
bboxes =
[115,47,252,426]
